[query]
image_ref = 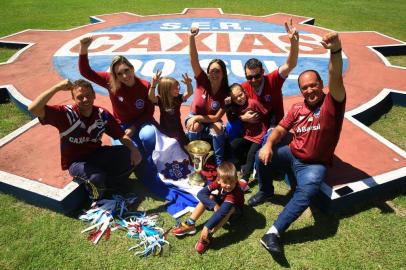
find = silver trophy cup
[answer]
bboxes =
[185,140,214,186]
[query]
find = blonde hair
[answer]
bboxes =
[216,161,238,184]
[157,77,179,110]
[109,55,135,94]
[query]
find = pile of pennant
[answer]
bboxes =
[79,195,170,257]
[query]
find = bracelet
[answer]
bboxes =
[331,48,342,54]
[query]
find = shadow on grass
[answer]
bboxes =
[65,174,169,218]
[276,186,406,248]
[121,173,170,215]
[210,206,266,249]
[269,251,290,268]
[283,205,340,245]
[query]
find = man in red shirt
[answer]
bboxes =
[248,32,346,254]
[226,19,299,140]
[28,79,142,200]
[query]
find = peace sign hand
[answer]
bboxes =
[181,73,192,86]
[151,69,162,87]
[285,18,299,42]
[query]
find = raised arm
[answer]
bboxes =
[189,27,204,77]
[181,73,193,101]
[78,36,110,88]
[279,18,299,78]
[148,70,162,104]
[320,32,345,102]
[79,36,92,56]
[28,80,72,119]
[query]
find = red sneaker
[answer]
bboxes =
[195,237,211,254]
[239,179,249,192]
[171,222,196,236]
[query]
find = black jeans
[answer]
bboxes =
[230,137,260,180]
[68,145,133,200]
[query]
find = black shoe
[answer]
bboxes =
[248,191,272,206]
[260,233,283,253]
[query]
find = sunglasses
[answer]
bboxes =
[246,73,262,81]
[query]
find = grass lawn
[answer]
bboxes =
[1,179,405,270]
[0,102,32,138]
[0,1,405,269]
[368,105,406,150]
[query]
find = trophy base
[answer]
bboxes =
[188,172,206,187]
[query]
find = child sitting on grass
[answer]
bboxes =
[171,161,244,254]
[148,70,193,146]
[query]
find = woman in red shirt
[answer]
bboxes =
[78,37,157,156]
[186,27,229,166]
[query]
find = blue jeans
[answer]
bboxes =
[225,119,244,141]
[256,144,327,233]
[113,123,156,157]
[204,202,242,230]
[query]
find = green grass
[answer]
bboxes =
[0,102,31,138]
[0,1,406,269]
[0,1,405,41]
[368,105,406,150]
[387,55,406,67]
[1,180,405,270]
[0,48,18,63]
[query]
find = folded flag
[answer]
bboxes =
[136,127,202,218]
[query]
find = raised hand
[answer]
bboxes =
[320,32,341,52]
[181,73,192,86]
[181,73,194,101]
[190,26,199,37]
[151,69,162,87]
[54,79,73,92]
[285,18,299,42]
[80,36,93,50]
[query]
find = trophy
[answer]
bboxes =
[185,140,214,186]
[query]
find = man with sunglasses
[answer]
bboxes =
[226,19,299,141]
[226,19,299,191]
[250,32,346,255]
[244,19,299,127]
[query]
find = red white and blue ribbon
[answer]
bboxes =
[79,195,170,256]
[116,212,170,256]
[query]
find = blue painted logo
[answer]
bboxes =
[53,17,348,104]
